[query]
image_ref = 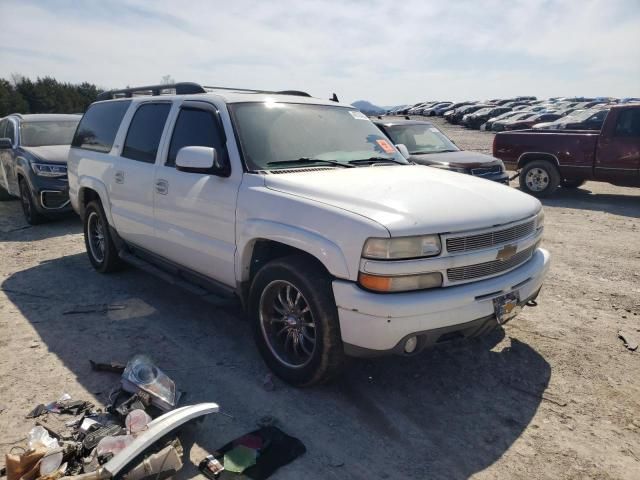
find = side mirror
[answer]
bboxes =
[395,144,410,159]
[0,138,12,149]
[175,146,229,176]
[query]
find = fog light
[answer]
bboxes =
[404,336,418,354]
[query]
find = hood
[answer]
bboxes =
[264,165,540,236]
[21,145,70,164]
[409,150,502,168]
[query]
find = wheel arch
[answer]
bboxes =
[517,152,560,170]
[77,178,113,224]
[237,220,351,285]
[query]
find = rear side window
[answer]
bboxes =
[166,108,228,167]
[614,109,640,137]
[122,103,171,163]
[72,100,131,153]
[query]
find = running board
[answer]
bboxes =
[118,249,238,308]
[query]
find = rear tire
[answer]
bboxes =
[248,255,345,386]
[561,179,585,189]
[83,200,123,273]
[519,160,560,198]
[19,178,46,225]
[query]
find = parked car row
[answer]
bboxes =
[387,96,639,133]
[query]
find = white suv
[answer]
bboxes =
[68,83,550,386]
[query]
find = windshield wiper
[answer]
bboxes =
[267,157,354,168]
[348,156,405,165]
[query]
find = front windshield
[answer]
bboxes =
[383,124,459,155]
[229,103,408,170]
[21,120,79,147]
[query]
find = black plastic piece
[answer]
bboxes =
[97,83,314,102]
[97,82,207,101]
[83,424,124,450]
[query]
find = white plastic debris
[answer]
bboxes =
[27,425,58,450]
[125,409,152,434]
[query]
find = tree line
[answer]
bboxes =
[0,76,101,117]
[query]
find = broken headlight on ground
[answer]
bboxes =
[121,355,181,412]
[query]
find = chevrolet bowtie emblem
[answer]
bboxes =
[496,244,517,261]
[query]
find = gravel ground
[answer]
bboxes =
[1,118,639,479]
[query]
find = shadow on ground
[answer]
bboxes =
[3,253,550,479]
[538,186,640,218]
[0,200,81,240]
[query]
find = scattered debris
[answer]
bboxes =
[89,360,126,374]
[206,426,306,479]
[62,304,126,315]
[121,355,181,411]
[199,455,225,479]
[618,330,638,351]
[6,355,219,480]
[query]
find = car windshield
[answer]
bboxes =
[383,124,459,155]
[567,109,605,121]
[229,103,409,170]
[21,120,79,147]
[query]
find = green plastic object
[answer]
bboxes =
[223,445,257,473]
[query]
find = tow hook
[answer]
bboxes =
[526,299,538,307]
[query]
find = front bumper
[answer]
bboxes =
[471,171,510,184]
[28,174,72,214]
[333,248,550,356]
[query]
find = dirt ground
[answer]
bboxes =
[1,117,639,480]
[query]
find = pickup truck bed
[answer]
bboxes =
[493,104,640,197]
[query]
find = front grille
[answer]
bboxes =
[447,244,535,282]
[446,220,535,253]
[471,165,502,176]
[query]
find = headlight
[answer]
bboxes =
[359,272,443,293]
[32,163,67,178]
[536,209,545,229]
[430,164,467,173]
[363,235,441,259]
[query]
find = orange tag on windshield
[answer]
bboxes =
[376,139,395,154]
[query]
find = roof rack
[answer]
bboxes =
[96,82,312,101]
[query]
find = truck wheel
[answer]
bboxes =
[19,178,46,225]
[561,179,585,189]
[83,200,123,273]
[519,160,560,198]
[248,255,345,386]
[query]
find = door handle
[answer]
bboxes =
[115,170,125,184]
[155,179,169,195]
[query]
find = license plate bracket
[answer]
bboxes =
[493,291,521,325]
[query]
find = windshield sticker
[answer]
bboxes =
[376,139,395,154]
[349,110,369,120]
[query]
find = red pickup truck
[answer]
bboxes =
[493,104,640,197]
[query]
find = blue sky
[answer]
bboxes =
[0,0,638,105]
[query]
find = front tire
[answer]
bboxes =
[248,255,345,386]
[83,200,123,273]
[19,178,46,225]
[519,160,560,198]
